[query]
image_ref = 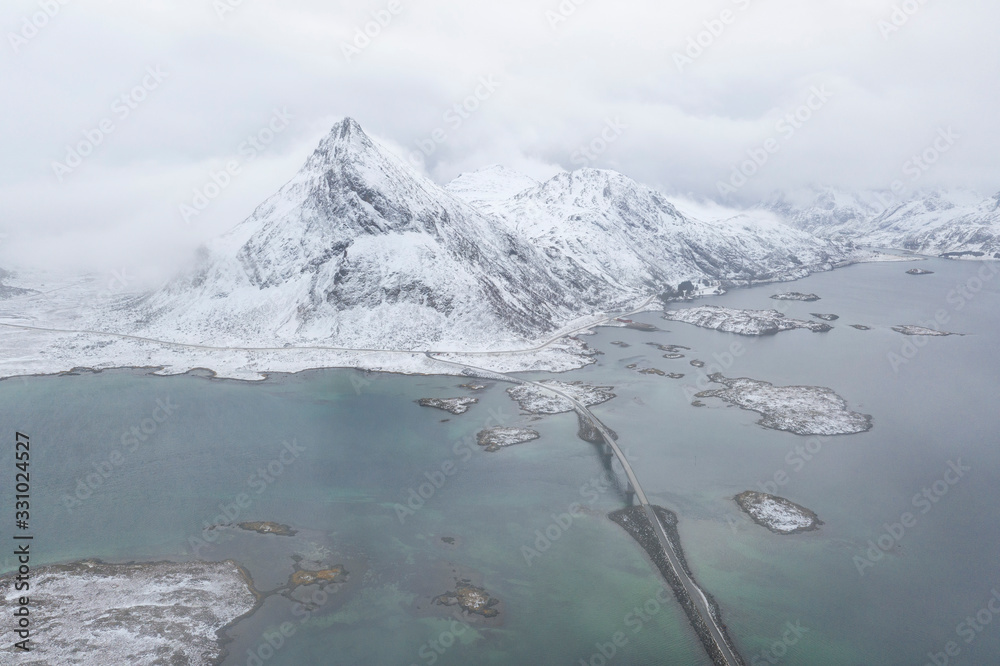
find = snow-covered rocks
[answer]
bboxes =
[0,560,257,664]
[735,491,822,534]
[907,268,935,275]
[771,292,821,302]
[477,426,540,452]
[418,397,479,414]
[506,380,615,415]
[811,313,840,322]
[892,325,958,337]
[696,373,873,436]
[664,305,832,335]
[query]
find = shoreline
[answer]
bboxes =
[0,252,928,384]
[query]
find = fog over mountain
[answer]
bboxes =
[1,1,998,284]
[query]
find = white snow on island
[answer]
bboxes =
[0,560,257,664]
[506,380,615,414]
[696,373,873,436]
[477,426,541,452]
[770,292,821,302]
[892,325,960,337]
[664,305,832,336]
[735,491,822,534]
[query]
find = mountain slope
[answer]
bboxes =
[453,168,847,294]
[766,187,1000,258]
[109,120,613,349]
[101,120,852,352]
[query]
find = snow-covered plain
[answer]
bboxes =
[0,560,257,664]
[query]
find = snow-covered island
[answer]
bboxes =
[506,380,615,415]
[811,313,840,322]
[907,268,935,275]
[0,560,258,664]
[735,491,823,534]
[417,397,479,414]
[696,373,873,436]
[771,292,821,301]
[892,326,959,337]
[477,426,540,452]
[664,305,832,335]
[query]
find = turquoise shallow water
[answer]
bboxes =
[2,258,998,665]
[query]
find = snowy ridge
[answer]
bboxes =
[92,119,850,354]
[768,187,1000,258]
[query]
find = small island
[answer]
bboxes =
[477,426,540,452]
[735,491,823,534]
[506,380,615,415]
[696,373,873,436]
[811,313,840,322]
[907,268,935,275]
[665,305,832,336]
[892,325,958,337]
[289,566,346,588]
[771,292,821,302]
[434,582,501,618]
[850,324,872,331]
[417,397,479,414]
[238,521,297,537]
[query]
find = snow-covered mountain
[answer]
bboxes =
[451,167,846,295]
[444,165,538,209]
[109,119,611,349]
[764,188,890,236]
[864,191,1000,258]
[101,119,850,351]
[767,187,1000,258]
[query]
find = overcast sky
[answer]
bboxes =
[1,0,998,282]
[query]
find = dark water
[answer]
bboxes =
[1,258,998,665]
